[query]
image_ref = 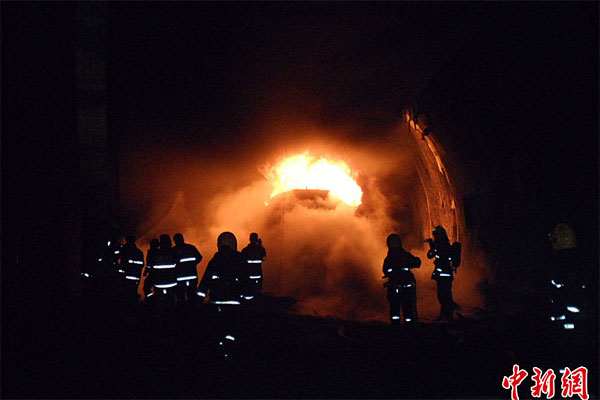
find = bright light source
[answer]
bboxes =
[266,152,363,206]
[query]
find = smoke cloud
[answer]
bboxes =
[121,116,485,322]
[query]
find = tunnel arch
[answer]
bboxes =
[400,112,485,321]
[405,112,463,244]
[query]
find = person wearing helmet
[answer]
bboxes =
[426,226,461,322]
[111,237,125,276]
[119,235,145,301]
[545,223,593,372]
[197,232,246,306]
[241,232,266,301]
[151,234,178,333]
[102,234,124,290]
[382,234,421,325]
[546,223,588,334]
[85,234,119,282]
[151,235,178,295]
[173,233,203,305]
[197,232,247,358]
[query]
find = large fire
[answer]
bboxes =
[265,152,363,207]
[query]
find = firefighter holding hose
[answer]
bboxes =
[426,226,461,322]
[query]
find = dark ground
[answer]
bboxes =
[2,281,598,399]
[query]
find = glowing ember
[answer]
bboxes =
[266,152,363,206]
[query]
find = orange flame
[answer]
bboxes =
[266,152,363,206]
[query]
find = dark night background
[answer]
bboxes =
[1,2,598,398]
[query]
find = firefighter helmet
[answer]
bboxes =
[433,226,449,241]
[386,233,402,249]
[217,231,237,251]
[159,234,172,249]
[549,223,576,251]
[173,233,184,245]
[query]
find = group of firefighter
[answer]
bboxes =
[383,223,589,336]
[99,226,464,326]
[382,225,461,325]
[89,232,266,308]
[84,231,265,356]
[87,223,587,335]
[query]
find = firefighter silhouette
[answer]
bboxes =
[426,226,461,322]
[104,234,123,290]
[154,235,178,292]
[546,223,587,331]
[119,235,145,300]
[545,223,591,368]
[151,234,178,333]
[173,233,202,305]
[197,232,246,357]
[85,234,119,282]
[241,232,266,300]
[382,234,421,324]
[96,234,123,279]
[81,233,121,300]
